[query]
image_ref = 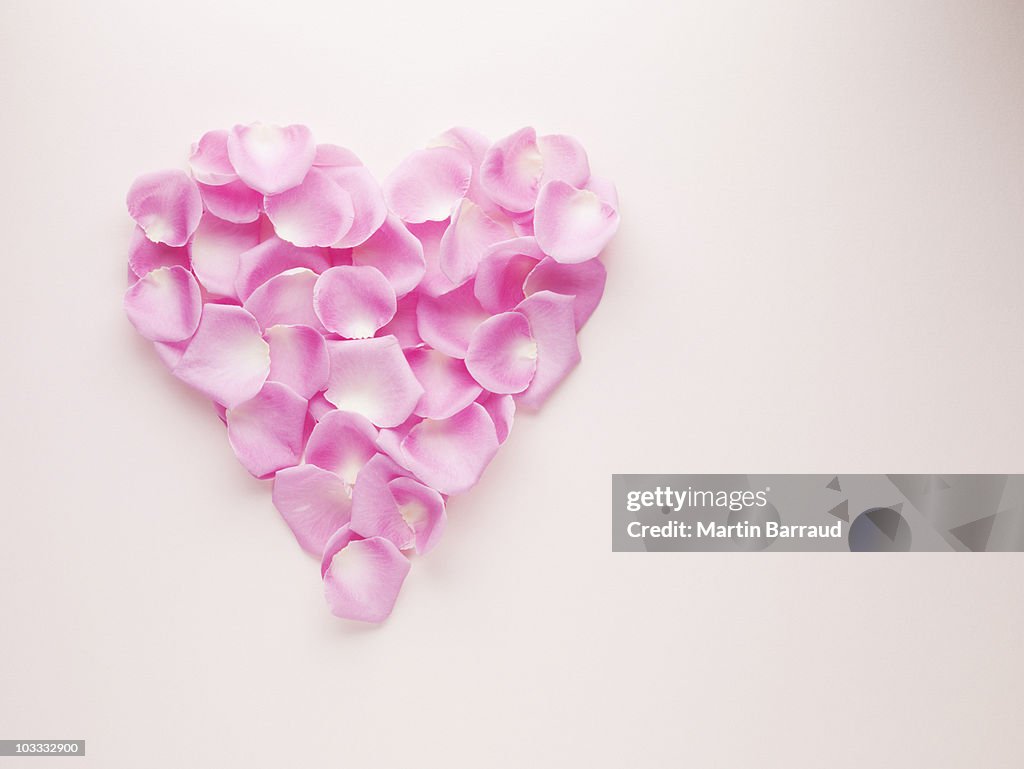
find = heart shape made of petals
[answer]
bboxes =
[124,123,618,623]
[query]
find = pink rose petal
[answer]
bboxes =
[430,126,489,163]
[416,281,489,359]
[321,524,360,577]
[123,265,202,343]
[479,127,543,213]
[533,180,619,264]
[508,208,535,226]
[308,392,335,422]
[514,291,581,409]
[350,452,415,549]
[234,236,331,302]
[305,409,379,485]
[409,219,460,297]
[272,464,352,556]
[313,265,396,339]
[538,133,590,187]
[477,391,515,444]
[264,167,355,248]
[323,336,424,428]
[302,410,317,446]
[264,324,329,399]
[350,454,446,554]
[387,476,446,554]
[512,218,534,237]
[464,311,537,394]
[439,199,512,285]
[128,225,190,277]
[126,170,203,247]
[586,175,619,209]
[473,236,544,313]
[383,147,471,224]
[153,338,190,371]
[406,347,482,420]
[320,165,387,248]
[322,529,411,623]
[243,268,324,332]
[226,123,316,195]
[374,417,420,471]
[399,403,499,494]
[429,126,492,211]
[314,144,362,168]
[225,381,307,478]
[378,293,422,349]
[189,214,261,300]
[173,304,270,407]
[197,179,262,224]
[523,256,607,329]
[350,213,426,298]
[189,129,236,186]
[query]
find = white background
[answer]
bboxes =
[2,1,1023,766]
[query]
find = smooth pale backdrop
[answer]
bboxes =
[1,1,1022,767]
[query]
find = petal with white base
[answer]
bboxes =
[322,531,411,623]
[126,170,203,247]
[313,265,396,339]
[226,123,316,195]
[264,167,355,248]
[189,129,237,186]
[383,147,471,224]
[323,336,424,428]
[464,311,537,394]
[533,180,619,264]
[173,304,270,407]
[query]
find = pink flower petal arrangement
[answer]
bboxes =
[124,123,619,622]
